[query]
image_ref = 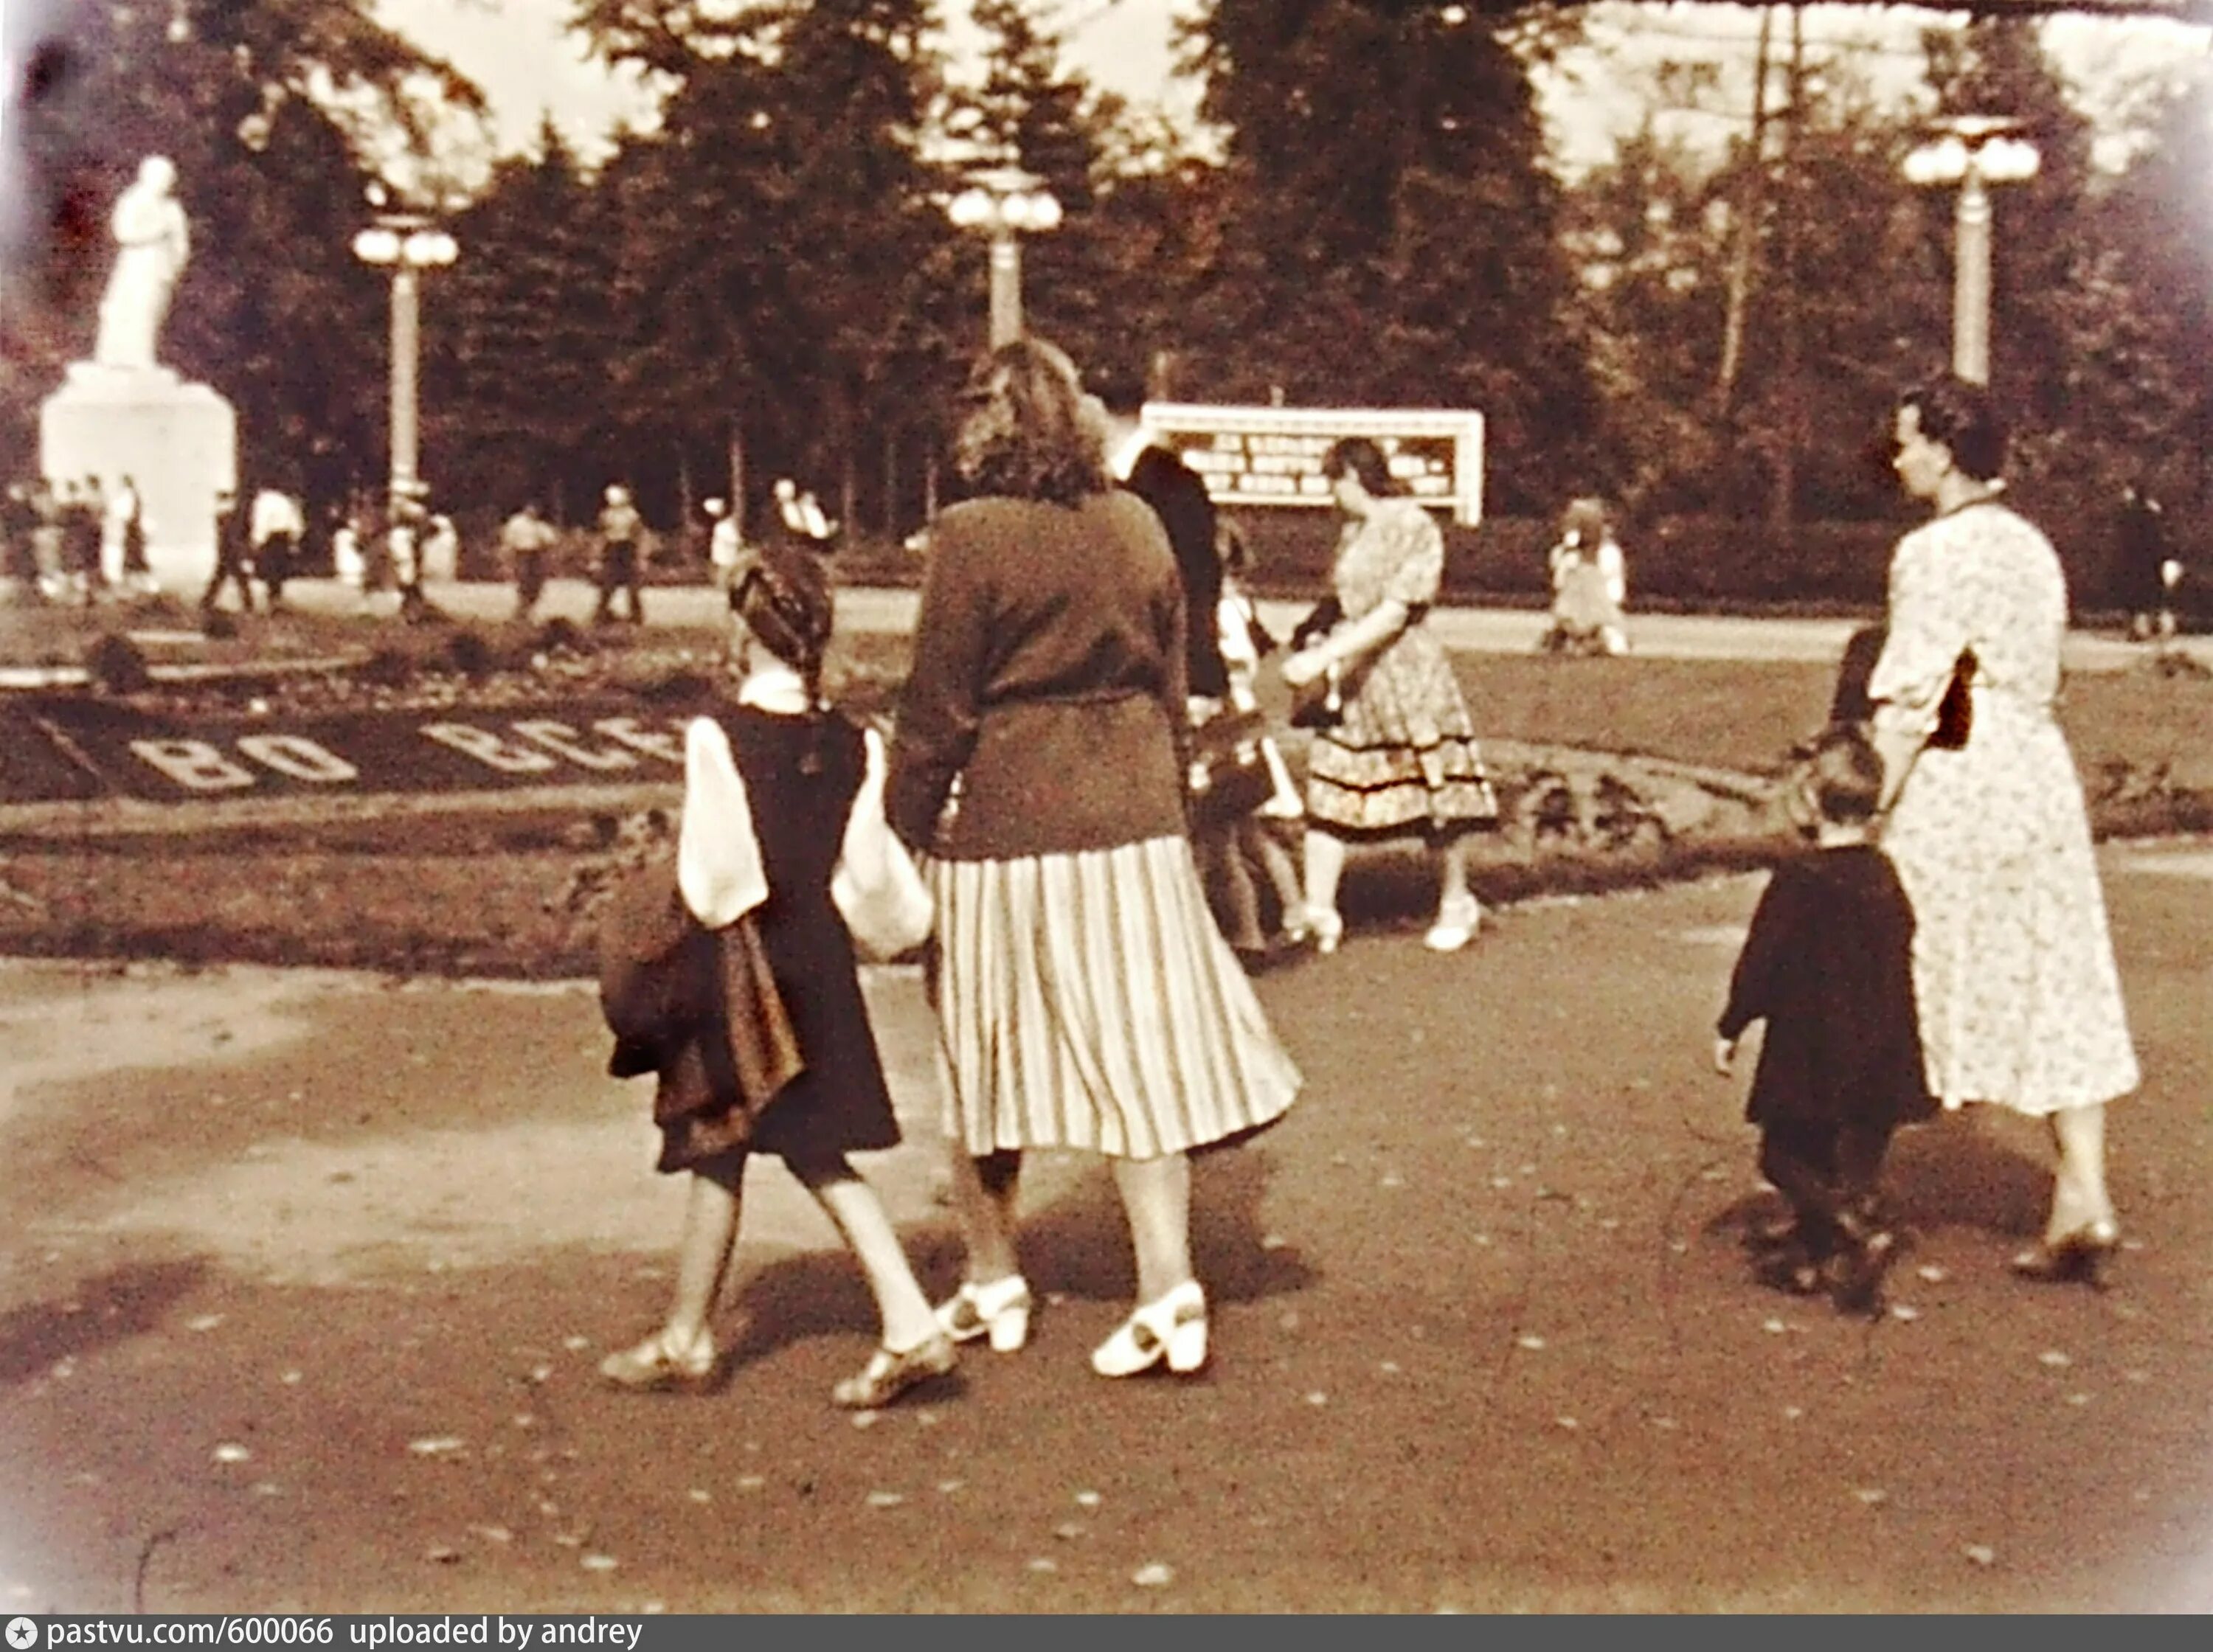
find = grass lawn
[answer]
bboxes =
[838,632,2213,788]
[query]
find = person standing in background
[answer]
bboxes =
[2115,482,2178,643]
[500,501,558,622]
[114,475,153,592]
[251,485,303,612]
[201,487,257,617]
[330,507,367,611]
[704,496,747,594]
[1090,360,1253,946]
[594,484,645,625]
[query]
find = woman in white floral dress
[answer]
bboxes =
[1869,377,2139,1284]
[1281,438,1498,954]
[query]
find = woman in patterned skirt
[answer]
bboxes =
[887,338,1302,1378]
[1869,375,2140,1285]
[1280,438,1499,954]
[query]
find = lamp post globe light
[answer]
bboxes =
[352,183,460,511]
[946,165,1062,349]
[1903,116,2040,387]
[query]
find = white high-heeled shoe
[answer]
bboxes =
[934,1274,1033,1353]
[1091,1280,1208,1377]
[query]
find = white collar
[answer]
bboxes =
[1109,426,1154,483]
[736,662,811,712]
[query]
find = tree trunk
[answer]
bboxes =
[728,421,746,542]
[884,425,899,541]
[925,453,939,524]
[1770,4,1807,548]
[1716,6,1774,411]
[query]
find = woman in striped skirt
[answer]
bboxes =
[888,339,1302,1378]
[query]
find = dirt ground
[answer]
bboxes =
[3,843,2211,1613]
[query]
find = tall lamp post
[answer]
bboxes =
[946,166,1062,349]
[352,187,460,509]
[1903,117,2040,387]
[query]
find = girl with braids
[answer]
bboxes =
[599,541,955,1409]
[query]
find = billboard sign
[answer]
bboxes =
[1140,403,1485,525]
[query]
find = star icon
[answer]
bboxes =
[6,1617,39,1651]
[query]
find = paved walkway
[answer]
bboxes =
[264,577,2208,676]
[1,842,2209,1610]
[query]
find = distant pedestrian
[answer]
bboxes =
[202,489,257,617]
[114,476,152,591]
[30,482,64,600]
[391,496,431,622]
[704,496,746,594]
[593,484,645,625]
[499,502,558,622]
[2115,482,2179,642]
[251,486,304,611]
[1714,724,1933,1315]
[331,510,367,607]
[1,482,39,591]
[1540,497,1630,657]
[771,478,836,549]
[61,478,103,604]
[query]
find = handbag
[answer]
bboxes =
[1188,708,1276,831]
[1286,662,1343,730]
[1929,648,1977,752]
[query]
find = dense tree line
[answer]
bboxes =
[4,1,2212,605]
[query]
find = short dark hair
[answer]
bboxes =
[1087,358,1149,418]
[1320,437,1402,498]
[952,336,1112,507]
[1900,375,2008,482]
[1800,723,1886,826]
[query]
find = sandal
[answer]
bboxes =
[598,1328,716,1392]
[832,1333,957,1410]
[935,1275,1033,1353]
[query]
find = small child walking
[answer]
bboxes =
[597,542,954,1407]
[1213,518,1307,960]
[1713,723,1934,1314]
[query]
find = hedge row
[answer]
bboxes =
[837,506,2202,622]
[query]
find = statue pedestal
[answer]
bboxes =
[40,362,237,597]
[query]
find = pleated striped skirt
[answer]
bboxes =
[928,836,1303,1160]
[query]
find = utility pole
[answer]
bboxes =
[1716,5,1774,410]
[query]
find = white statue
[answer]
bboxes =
[93,156,190,370]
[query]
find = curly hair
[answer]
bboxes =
[952,337,1112,507]
[1320,437,1403,498]
[1899,375,2009,482]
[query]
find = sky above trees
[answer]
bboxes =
[374,0,2210,176]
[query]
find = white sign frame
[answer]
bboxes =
[1140,403,1486,526]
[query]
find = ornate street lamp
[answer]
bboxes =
[946,166,1062,349]
[1902,117,2040,387]
[352,183,460,509]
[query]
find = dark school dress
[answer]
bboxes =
[662,704,901,1171]
[1718,844,1935,1138]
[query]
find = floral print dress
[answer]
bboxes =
[1868,499,2139,1115]
[1305,499,1497,835]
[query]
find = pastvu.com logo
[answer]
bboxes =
[6,1617,38,1650]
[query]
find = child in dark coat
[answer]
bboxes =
[1714,724,1935,1314]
